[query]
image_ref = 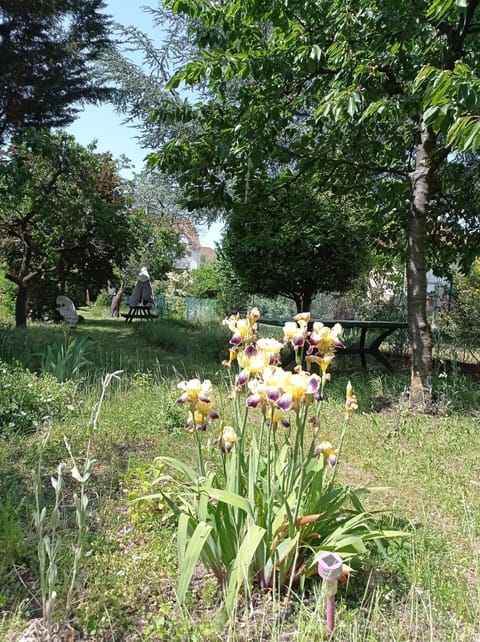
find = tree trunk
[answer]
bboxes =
[293,292,313,313]
[407,127,436,409]
[15,282,29,327]
[110,282,124,318]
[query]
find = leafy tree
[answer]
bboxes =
[129,210,186,285]
[214,245,251,316]
[96,6,201,151]
[125,169,188,283]
[151,0,480,407]
[188,260,220,299]
[222,174,370,313]
[0,0,113,147]
[0,129,134,326]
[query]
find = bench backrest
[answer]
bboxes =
[56,295,79,325]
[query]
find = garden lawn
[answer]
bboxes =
[0,309,479,641]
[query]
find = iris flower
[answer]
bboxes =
[217,426,237,453]
[345,380,358,418]
[314,440,337,467]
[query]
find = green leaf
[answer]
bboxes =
[447,116,480,151]
[156,456,197,481]
[263,534,299,587]
[200,486,250,512]
[70,465,90,484]
[225,524,265,615]
[177,512,190,570]
[426,0,454,20]
[177,521,212,605]
[309,44,322,61]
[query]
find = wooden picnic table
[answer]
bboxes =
[259,318,409,372]
[121,305,157,323]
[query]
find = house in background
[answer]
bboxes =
[200,246,216,264]
[174,220,215,270]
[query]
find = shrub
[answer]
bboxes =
[0,361,77,435]
[437,259,480,362]
[94,291,112,308]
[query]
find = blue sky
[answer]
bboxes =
[66,0,222,248]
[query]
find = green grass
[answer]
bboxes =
[0,308,479,641]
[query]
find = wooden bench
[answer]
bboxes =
[259,318,409,372]
[121,305,157,323]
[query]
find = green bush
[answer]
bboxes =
[437,259,480,361]
[0,270,16,320]
[0,361,77,435]
[94,291,112,308]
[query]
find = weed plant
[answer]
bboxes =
[0,360,78,435]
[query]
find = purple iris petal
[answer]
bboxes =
[307,375,320,394]
[176,393,189,404]
[293,334,305,347]
[277,392,293,410]
[209,410,220,420]
[328,454,337,468]
[244,344,257,357]
[266,386,281,402]
[246,393,260,408]
[236,369,250,386]
[230,333,243,346]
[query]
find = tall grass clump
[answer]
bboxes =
[137,318,230,365]
[39,334,95,383]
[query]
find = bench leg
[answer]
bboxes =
[368,329,397,372]
[359,328,367,370]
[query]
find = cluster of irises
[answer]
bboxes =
[176,309,357,463]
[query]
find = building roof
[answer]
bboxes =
[174,220,201,249]
[200,246,216,261]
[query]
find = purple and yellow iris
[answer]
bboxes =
[176,378,219,431]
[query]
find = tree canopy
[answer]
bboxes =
[0,0,113,146]
[0,129,134,325]
[222,172,370,312]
